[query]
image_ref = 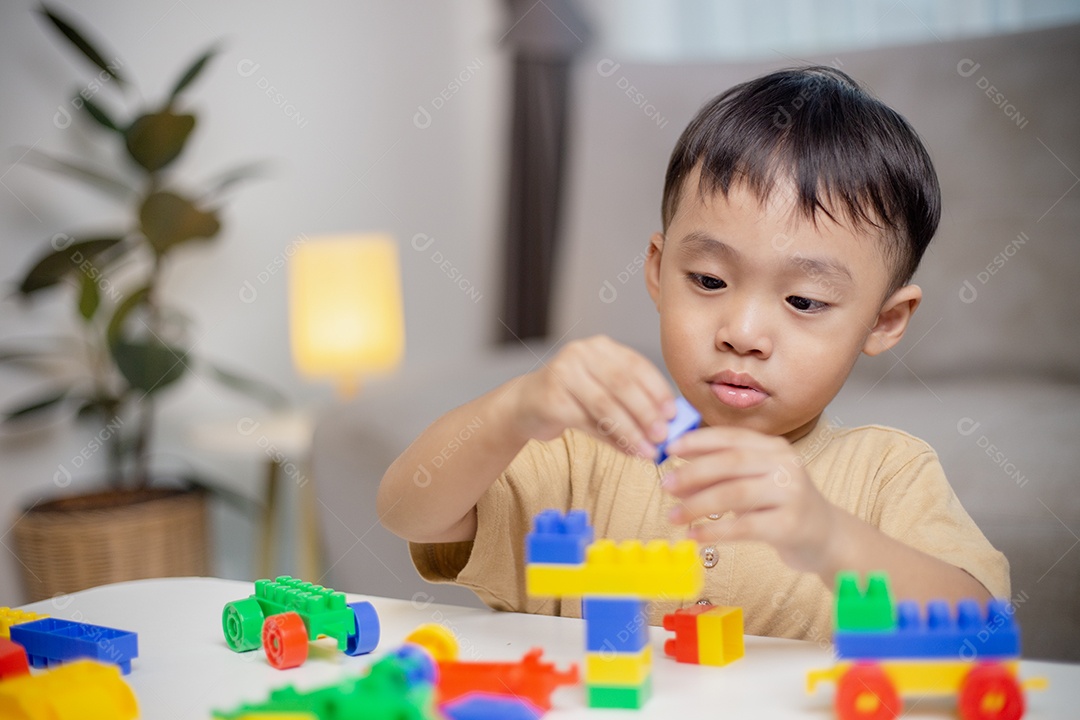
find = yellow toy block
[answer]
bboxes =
[404,623,459,661]
[0,608,47,639]
[697,606,744,666]
[527,539,703,599]
[585,646,652,685]
[526,564,586,596]
[807,659,1028,696]
[0,659,138,720]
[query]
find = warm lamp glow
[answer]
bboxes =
[289,234,405,394]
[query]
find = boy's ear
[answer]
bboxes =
[645,232,665,308]
[862,284,923,357]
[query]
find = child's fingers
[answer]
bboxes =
[591,338,676,436]
[666,475,780,524]
[662,449,779,496]
[561,365,657,457]
[586,365,670,445]
[666,426,781,459]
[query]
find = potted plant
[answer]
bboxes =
[2,4,278,600]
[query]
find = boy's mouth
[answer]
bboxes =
[708,371,769,409]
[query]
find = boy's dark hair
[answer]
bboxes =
[662,66,940,290]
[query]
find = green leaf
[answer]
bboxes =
[80,94,122,132]
[110,338,188,395]
[139,191,220,254]
[169,45,218,102]
[124,111,196,173]
[18,237,122,294]
[78,270,100,320]
[206,363,288,408]
[18,147,136,200]
[4,389,69,422]
[106,286,150,345]
[38,4,126,87]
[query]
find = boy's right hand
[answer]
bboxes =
[509,335,677,459]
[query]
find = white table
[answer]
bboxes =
[16,577,1080,719]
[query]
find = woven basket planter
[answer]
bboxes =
[11,486,210,601]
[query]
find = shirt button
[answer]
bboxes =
[701,546,718,568]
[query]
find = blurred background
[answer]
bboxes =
[1,0,1078,660]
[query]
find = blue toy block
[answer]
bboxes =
[656,398,701,463]
[834,598,1020,660]
[345,601,381,656]
[441,693,544,720]
[9,617,138,674]
[526,509,594,565]
[583,597,648,653]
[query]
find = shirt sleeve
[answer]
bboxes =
[409,432,575,612]
[871,447,1011,599]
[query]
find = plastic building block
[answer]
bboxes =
[835,598,1020,660]
[958,663,1025,720]
[835,571,894,631]
[527,538,703,599]
[587,676,653,710]
[656,397,701,463]
[441,693,543,720]
[808,573,1048,720]
[9,617,138,675]
[526,509,594,565]
[405,623,459,661]
[346,601,381,656]
[213,646,437,720]
[662,608,700,663]
[585,646,651,684]
[436,648,578,711]
[0,659,138,719]
[582,597,648,653]
[222,575,380,669]
[0,608,47,639]
[0,637,29,680]
[662,605,744,666]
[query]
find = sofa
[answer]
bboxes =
[313,23,1080,660]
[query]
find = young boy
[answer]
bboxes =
[378,66,1009,641]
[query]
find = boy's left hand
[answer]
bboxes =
[661,426,838,573]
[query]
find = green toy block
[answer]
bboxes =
[213,651,437,720]
[835,571,895,631]
[253,576,354,651]
[587,676,653,709]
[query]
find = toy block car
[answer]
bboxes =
[222,575,379,669]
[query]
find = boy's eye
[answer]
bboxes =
[689,273,726,291]
[786,295,828,312]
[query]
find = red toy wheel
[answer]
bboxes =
[959,663,1024,720]
[836,663,901,720]
[262,612,308,669]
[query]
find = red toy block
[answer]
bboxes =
[663,606,713,664]
[0,637,30,680]
[663,605,745,666]
[436,648,578,711]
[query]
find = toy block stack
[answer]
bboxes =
[525,509,704,709]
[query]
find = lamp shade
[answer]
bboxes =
[289,234,405,390]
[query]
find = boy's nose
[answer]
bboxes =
[714,298,772,358]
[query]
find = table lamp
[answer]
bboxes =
[288,234,406,397]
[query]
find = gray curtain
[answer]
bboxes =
[498,0,590,342]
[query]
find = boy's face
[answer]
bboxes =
[646,167,921,442]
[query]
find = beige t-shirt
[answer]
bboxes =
[410,420,1010,642]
